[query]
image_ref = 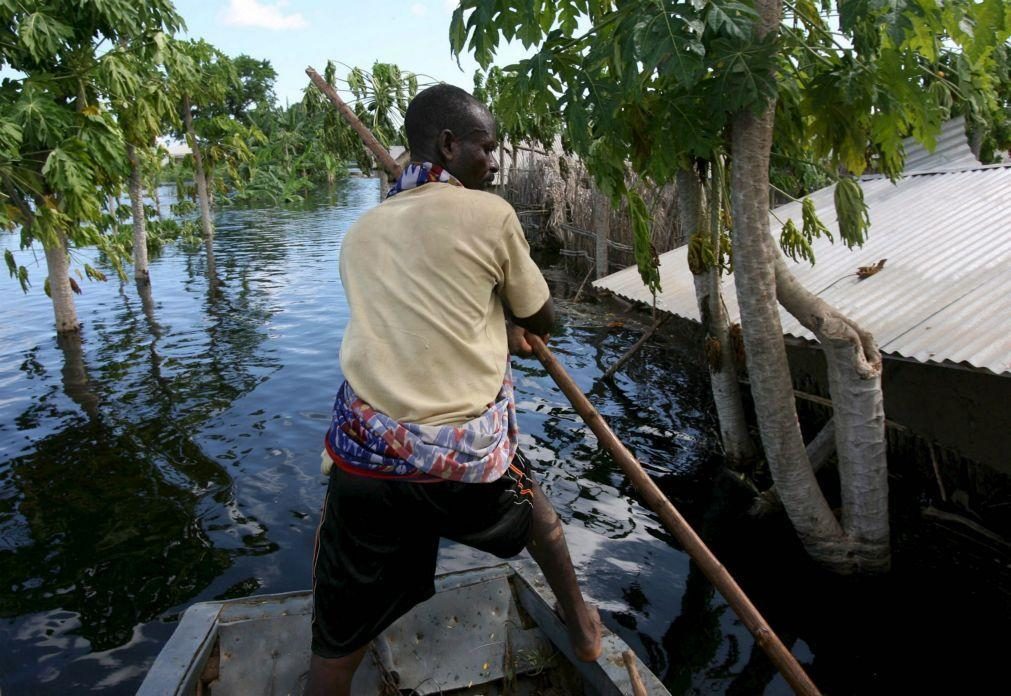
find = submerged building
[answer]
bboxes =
[594,119,1010,530]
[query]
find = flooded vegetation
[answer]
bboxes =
[1,178,1006,694]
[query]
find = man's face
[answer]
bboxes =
[443,107,500,190]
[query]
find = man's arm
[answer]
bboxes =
[506,298,554,357]
[510,297,554,337]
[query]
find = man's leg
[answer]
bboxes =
[307,648,367,696]
[526,481,602,662]
[309,467,438,696]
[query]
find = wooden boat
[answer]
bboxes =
[138,559,669,695]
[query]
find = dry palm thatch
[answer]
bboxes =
[500,145,685,278]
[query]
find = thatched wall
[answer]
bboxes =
[499,146,688,276]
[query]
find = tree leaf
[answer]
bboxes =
[18,12,73,63]
[42,141,102,221]
[704,0,758,41]
[834,177,870,249]
[13,83,74,149]
[706,36,778,116]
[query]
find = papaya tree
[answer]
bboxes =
[474,65,562,177]
[107,34,184,284]
[303,60,419,174]
[232,101,351,205]
[450,0,1010,573]
[166,39,229,248]
[218,54,277,125]
[681,160,757,466]
[0,0,184,333]
[163,40,261,284]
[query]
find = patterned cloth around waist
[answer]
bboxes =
[322,365,518,483]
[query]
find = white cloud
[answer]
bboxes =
[410,3,428,17]
[444,0,458,11]
[221,0,308,30]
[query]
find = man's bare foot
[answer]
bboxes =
[555,601,603,662]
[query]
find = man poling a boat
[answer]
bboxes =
[308,84,603,695]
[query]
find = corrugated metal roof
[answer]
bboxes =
[593,164,1011,375]
[902,116,980,172]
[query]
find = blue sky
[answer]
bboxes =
[174,0,534,107]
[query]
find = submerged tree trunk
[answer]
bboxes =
[729,0,842,563]
[773,255,890,569]
[730,0,888,573]
[182,95,217,287]
[678,168,755,465]
[182,95,214,242]
[45,230,79,333]
[127,143,149,284]
[732,103,847,567]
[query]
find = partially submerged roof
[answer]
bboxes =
[902,116,981,172]
[594,161,1011,376]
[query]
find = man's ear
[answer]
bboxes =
[437,129,456,162]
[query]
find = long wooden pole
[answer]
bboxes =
[309,78,820,693]
[529,334,821,696]
[305,66,402,179]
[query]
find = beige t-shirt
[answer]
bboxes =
[338,183,550,426]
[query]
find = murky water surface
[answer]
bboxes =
[1,178,1005,694]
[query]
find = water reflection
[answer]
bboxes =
[0,185,323,689]
[0,332,231,651]
[56,333,101,420]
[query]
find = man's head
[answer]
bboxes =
[404,84,499,190]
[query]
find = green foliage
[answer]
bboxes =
[17,11,73,63]
[801,196,831,244]
[303,60,420,173]
[346,62,414,149]
[834,177,870,249]
[42,142,102,221]
[449,0,1011,290]
[779,194,835,264]
[627,189,661,294]
[1,0,184,298]
[448,0,785,291]
[83,263,107,283]
[3,247,29,291]
[960,40,1011,163]
[2,2,379,308]
[689,221,734,276]
[474,66,561,151]
[222,56,277,122]
[780,219,815,264]
[784,0,1011,180]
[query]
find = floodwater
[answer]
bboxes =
[1,177,1005,694]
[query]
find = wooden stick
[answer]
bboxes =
[530,335,821,696]
[601,314,671,381]
[572,263,595,303]
[621,650,648,696]
[928,442,947,503]
[305,67,403,179]
[922,506,1009,550]
[738,377,909,432]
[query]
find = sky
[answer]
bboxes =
[173,0,535,107]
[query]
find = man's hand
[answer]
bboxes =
[507,322,548,358]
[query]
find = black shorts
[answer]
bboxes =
[310,450,535,659]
